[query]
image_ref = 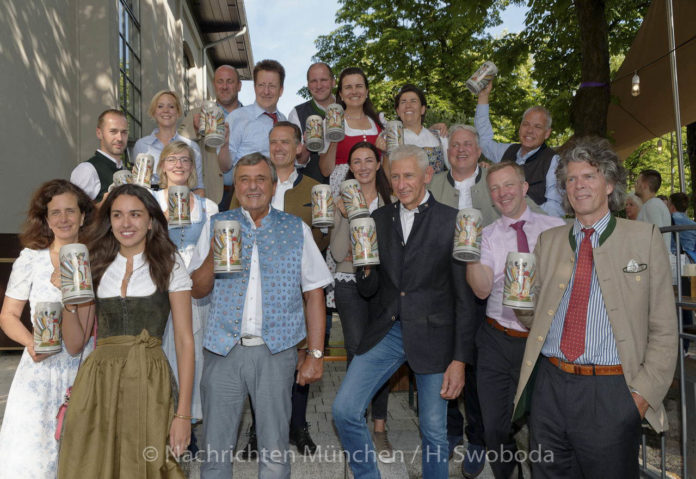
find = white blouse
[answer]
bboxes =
[97,252,191,298]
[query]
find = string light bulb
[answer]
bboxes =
[657,139,663,153]
[631,71,640,97]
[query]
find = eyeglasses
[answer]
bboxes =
[164,156,192,165]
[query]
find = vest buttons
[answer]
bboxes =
[235,320,239,324]
[558,283,565,289]
[547,310,554,316]
[391,315,396,321]
[537,336,544,342]
[400,291,406,296]
[526,360,532,366]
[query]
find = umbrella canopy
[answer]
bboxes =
[607,0,696,160]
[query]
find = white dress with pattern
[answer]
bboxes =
[0,248,94,479]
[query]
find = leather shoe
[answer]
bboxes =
[238,426,258,460]
[290,423,317,455]
[448,434,463,459]
[461,443,486,478]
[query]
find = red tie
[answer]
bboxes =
[510,221,529,253]
[264,112,278,125]
[560,227,595,362]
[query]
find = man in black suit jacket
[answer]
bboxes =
[332,145,479,479]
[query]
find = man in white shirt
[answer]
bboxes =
[287,62,336,184]
[179,65,243,204]
[193,153,332,478]
[70,109,128,204]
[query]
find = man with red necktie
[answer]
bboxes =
[466,162,564,478]
[217,59,286,211]
[513,137,677,478]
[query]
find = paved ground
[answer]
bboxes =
[0,316,687,477]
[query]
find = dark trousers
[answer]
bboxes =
[476,321,526,478]
[529,358,641,478]
[447,305,486,448]
[335,279,389,420]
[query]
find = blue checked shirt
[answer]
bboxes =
[541,212,621,365]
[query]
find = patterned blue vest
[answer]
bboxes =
[204,207,305,355]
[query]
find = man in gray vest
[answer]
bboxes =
[287,62,336,184]
[70,109,128,204]
[193,153,333,478]
[179,65,243,205]
[475,81,564,217]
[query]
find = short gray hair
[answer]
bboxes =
[389,144,429,171]
[556,136,626,214]
[447,124,480,147]
[234,152,278,184]
[522,106,552,130]
[625,192,643,209]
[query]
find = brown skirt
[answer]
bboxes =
[58,330,184,478]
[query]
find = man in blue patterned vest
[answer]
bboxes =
[192,152,333,478]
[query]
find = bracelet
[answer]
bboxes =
[173,413,193,420]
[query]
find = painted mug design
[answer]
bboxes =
[33,302,62,353]
[502,252,536,310]
[452,209,483,261]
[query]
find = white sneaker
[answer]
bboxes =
[373,431,395,463]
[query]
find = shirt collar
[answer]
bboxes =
[573,211,611,237]
[500,203,532,228]
[277,169,298,187]
[241,205,272,229]
[400,191,430,214]
[252,102,279,118]
[96,149,123,167]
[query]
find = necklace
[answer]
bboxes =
[345,113,364,121]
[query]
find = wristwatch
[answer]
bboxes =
[307,349,324,359]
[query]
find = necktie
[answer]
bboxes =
[560,227,595,362]
[264,112,278,125]
[510,221,529,253]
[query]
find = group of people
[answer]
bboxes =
[0,57,680,479]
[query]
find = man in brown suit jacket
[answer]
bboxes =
[513,137,677,478]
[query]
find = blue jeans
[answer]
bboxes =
[332,322,448,478]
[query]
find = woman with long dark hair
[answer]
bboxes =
[319,67,384,197]
[0,180,94,478]
[58,184,194,478]
[329,141,396,461]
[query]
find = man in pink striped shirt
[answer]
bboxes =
[465,162,564,478]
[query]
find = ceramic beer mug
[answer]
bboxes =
[325,103,345,142]
[132,154,155,187]
[213,220,242,273]
[340,179,369,221]
[452,209,483,261]
[33,302,63,354]
[59,243,95,305]
[311,185,334,227]
[168,185,191,227]
[350,217,379,267]
[305,115,325,152]
[502,252,536,310]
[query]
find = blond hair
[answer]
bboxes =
[148,90,183,119]
[157,141,197,189]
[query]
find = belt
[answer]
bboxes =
[547,356,623,376]
[223,184,235,192]
[486,317,529,338]
[240,336,265,346]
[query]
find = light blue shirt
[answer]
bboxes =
[474,104,564,217]
[671,211,696,254]
[132,129,204,190]
[541,212,621,365]
[222,102,287,185]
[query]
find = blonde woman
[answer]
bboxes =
[154,140,218,423]
[133,90,205,194]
